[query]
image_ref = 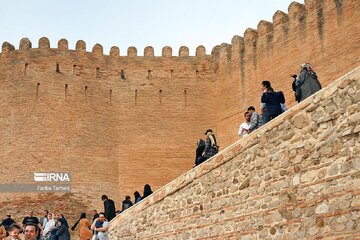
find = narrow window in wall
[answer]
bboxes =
[184,89,188,107]
[135,89,138,106]
[109,89,112,105]
[24,63,28,76]
[65,84,68,101]
[73,65,76,75]
[159,89,162,105]
[56,63,60,73]
[170,70,174,80]
[196,70,199,81]
[36,83,40,99]
[147,70,152,79]
[84,86,88,101]
[96,67,100,78]
[120,69,125,80]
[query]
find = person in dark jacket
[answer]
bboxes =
[56,214,68,228]
[121,196,133,212]
[260,80,272,119]
[101,195,116,221]
[203,129,218,160]
[142,184,153,199]
[49,227,58,240]
[2,214,15,237]
[295,63,322,102]
[134,191,142,204]
[55,218,70,240]
[291,74,300,102]
[261,88,285,123]
[2,214,15,233]
[194,139,205,166]
[91,210,99,224]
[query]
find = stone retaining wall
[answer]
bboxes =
[109,66,360,239]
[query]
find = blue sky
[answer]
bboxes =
[0,0,304,55]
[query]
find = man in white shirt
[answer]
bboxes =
[238,111,251,137]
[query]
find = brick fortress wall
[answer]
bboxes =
[0,0,359,226]
[0,40,216,221]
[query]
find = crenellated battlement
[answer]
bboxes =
[0,0,355,64]
[213,0,360,148]
[0,37,211,58]
[212,0,355,70]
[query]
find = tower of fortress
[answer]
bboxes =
[0,1,359,237]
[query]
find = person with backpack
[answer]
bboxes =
[295,63,322,102]
[260,81,286,124]
[121,196,133,212]
[203,129,219,160]
[194,139,205,166]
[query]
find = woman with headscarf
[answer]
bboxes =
[71,213,92,240]
[134,191,142,204]
[55,218,70,240]
[203,129,218,160]
[56,214,69,228]
[295,63,322,102]
[142,184,153,199]
[43,213,56,240]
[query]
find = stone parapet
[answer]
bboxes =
[109,66,360,239]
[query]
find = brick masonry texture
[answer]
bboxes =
[214,0,360,147]
[109,67,360,239]
[0,0,359,235]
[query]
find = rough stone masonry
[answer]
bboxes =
[109,66,360,239]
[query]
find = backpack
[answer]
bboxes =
[308,71,322,89]
[123,203,131,210]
